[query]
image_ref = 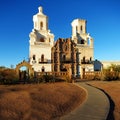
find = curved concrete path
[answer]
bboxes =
[60,82,110,120]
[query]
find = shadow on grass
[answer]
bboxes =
[86,83,115,120]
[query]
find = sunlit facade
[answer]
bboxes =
[29,6,94,78]
[29,7,54,72]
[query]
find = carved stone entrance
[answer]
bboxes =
[15,61,34,80]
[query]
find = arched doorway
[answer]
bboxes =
[19,66,29,81]
[16,61,34,81]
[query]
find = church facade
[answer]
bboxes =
[51,38,79,77]
[29,6,94,78]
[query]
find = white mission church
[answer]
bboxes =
[29,6,94,77]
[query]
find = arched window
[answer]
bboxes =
[33,55,36,60]
[41,66,45,72]
[40,37,44,42]
[49,38,51,42]
[83,56,85,62]
[80,25,83,32]
[90,57,92,61]
[40,22,43,30]
[81,39,85,44]
[41,54,44,62]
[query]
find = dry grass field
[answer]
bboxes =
[89,81,120,120]
[0,82,86,120]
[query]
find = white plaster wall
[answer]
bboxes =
[30,45,51,59]
[32,64,51,72]
[29,6,54,72]
[71,19,86,37]
[78,47,94,61]
[30,45,52,72]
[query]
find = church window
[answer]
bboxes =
[81,39,85,44]
[40,21,43,30]
[40,37,45,42]
[83,56,85,62]
[41,54,44,62]
[90,57,92,61]
[33,55,36,60]
[49,38,51,42]
[80,25,83,32]
[41,66,45,72]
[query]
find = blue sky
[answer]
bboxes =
[0,0,120,68]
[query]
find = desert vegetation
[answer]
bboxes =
[0,83,86,120]
[0,66,72,84]
[0,67,18,84]
[85,64,120,81]
[102,64,120,81]
[89,81,120,120]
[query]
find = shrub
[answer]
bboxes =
[104,71,119,81]
[34,74,55,83]
[65,76,72,83]
[0,68,19,84]
[43,74,55,82]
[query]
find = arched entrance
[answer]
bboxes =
[15,60,34,81]
[19,66,29,81]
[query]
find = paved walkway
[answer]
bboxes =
[60,82,110,120]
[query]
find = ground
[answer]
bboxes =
[88,81,120,120]
[0,82,86,120]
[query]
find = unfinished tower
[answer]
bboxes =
[71,19,94,78]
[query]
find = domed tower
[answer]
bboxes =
[29,6,54,72]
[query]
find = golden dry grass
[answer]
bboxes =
[0,82,86,120]
[88,81,120,120]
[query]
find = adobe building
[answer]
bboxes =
[29,6,94,78]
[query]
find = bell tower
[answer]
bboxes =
[71,19,94,78]
[33,7,48,31]
[71,19,87,43]
[29,6,54,72]
[71,19,86,36]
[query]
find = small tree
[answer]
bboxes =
[103,64,120,81]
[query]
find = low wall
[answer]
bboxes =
[84,71,102,80]
[36,72,68,76]
[84,71,120,80]
[35,72,69,80]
